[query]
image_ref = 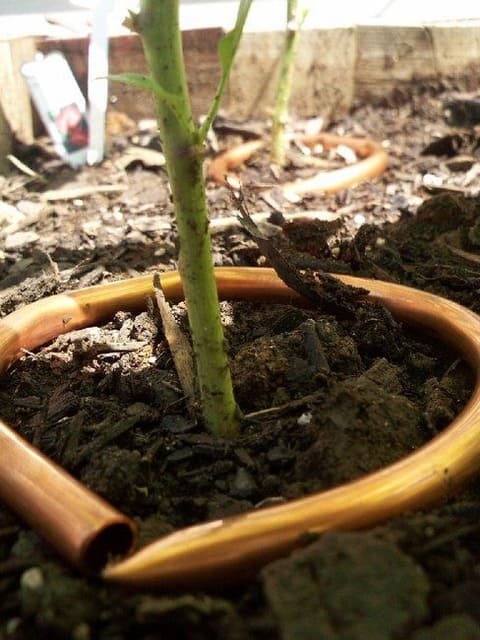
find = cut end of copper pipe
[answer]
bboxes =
[0,419,137,573]
[80,519,136,572]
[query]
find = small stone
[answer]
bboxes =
[353,213,366,226]
[336,144,357,164]
[20,567,44,590]
[423,173,443,188]
[231,467,257,499]
[297,412,312,425]
[267,445,294,466]
[161,414,195,433]
[81,220,101,236]
[0,200,24,226]
[234,448,255,469]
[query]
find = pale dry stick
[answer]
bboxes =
[209,209,339,234]
[207,133,388,197]
[1,269,480,587]
[6,154,40,178]
[40,184,126,202]
[153,273,196,413]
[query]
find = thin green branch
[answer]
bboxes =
[198,0,253,143]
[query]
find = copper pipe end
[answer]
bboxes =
[0,420,136,571]
[80,520,136,572]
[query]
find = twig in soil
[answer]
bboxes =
[153,273,197,416]
[416,521,480,554]
[159,378,183,395]
[38,250,61,283]
[61,410,85,467]
[40,184,126,202]
[443,241,480,266]
[244,390,325,422]
[229,185,368,317]
[6,154,43,179]
[33,399,50,449]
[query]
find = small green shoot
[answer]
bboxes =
[271,0,310,166]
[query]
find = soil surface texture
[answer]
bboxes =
[1,85,480,639]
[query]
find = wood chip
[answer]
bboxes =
[4,231,39,250]
[153,274,196,413]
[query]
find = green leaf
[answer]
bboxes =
[217,0,253,74]
[109,72,155,92]
[108,73,190,129]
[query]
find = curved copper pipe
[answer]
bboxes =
[283,133,388,196]
[207,138,266,186]
[1,268,480,587]
[207,133,388,196]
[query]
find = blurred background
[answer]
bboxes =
[1,0,480,39]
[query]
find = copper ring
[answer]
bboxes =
[0,268,479,588]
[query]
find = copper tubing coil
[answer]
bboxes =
[1,268,480,588]
[207,133,388,195]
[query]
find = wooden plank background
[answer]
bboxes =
[2,22,480,146]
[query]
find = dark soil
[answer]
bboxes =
[2,85,480,639]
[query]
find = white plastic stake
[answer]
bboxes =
[87,0,115,165]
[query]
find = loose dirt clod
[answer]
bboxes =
[262,532,430,640]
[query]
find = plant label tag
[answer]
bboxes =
[22,52,89,168]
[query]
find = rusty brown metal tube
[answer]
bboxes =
[207,133,388,195]
[1,268,480,586]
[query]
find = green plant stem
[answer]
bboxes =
[137,0,239,437]
[271,0,302,167]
